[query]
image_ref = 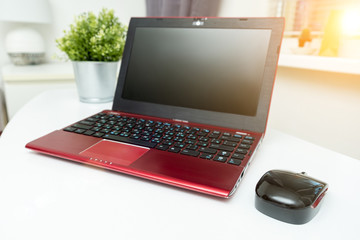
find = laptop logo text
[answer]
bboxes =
[192,18,207,26]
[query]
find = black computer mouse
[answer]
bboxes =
[255,170,328,224]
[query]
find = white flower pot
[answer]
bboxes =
[72,61,119,103]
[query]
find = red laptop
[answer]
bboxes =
[26,17,284,198]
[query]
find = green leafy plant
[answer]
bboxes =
[56,8,127,62]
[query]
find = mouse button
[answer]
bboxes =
[256,179,306,208]
[255,170,283,197]
[272,171,326,206]
[291,176,328,207]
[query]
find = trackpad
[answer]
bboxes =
[80,140,150,166]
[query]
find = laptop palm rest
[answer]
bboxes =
[80,140,149,166]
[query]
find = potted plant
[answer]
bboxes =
[56,8,127,103]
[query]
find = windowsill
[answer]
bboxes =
[278,54,360,75]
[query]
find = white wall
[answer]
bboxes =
[0,0,147,66]
[0,0,270,66]
[218,0,269,17]
[268,67,360,160]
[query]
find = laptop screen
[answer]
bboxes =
[113,18,284,133]
[122,27,271,117]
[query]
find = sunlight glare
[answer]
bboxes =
[342,10,360,36]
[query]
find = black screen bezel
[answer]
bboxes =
[112,17,284,133]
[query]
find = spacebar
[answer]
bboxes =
[103,135,157,148]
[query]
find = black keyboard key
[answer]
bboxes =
[94,123,104,128]
[180,149,200,157]
[64,127,76,132]
[83,130,95,136]
[119,132,130,137]
[145,120,155,127]
[162,140,173,146]
[239,144,251,149]
[142,131,152,136]
[140,136,152,141]
[79,120,95,126]
[186,144,198,150]
[187,134,197,140]
[191,127,200,132]
[168,147,181,153]
[218,151,230,157]
[245,136,255,140]
[236,148,248,154]
[132,128,141,134]
[91,127,101,132]
[154,129,164,134]
[100,129,111,134]
[200,153,214,160]
[197,129,210,136]
[185,139,196,145]
[74,129,86,134]
[209,144,234,152]
[93,132,104,138]
[232,153,245,159]
[242,139,253,145]
[196,141,208,147]
[72,123,92,130]
[173,137,184,142]
[112,126,122,131]
[211,139,222,144]
[233,134,243,139]
[223,141,238,147]
[174,142,186,148]
[197,133,208,137]
[198,147,217,154]
[85,117,98,122]
[103,134,157,148]
[213,156,227,163]
[220,136,241,142]
[151,138,161,143]
[176,132,186,137]
[103,125,114,130]
[198,137,209,142]
[156,144,169,151]
[209,132,220,138]
[163,135,173,140]
[110,131,120,136]
[228,158,242,166]
[152,133,162,138]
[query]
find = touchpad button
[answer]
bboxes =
[80,140,149,166]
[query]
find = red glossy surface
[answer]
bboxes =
[312,189,328,208]
[26,112,264,198]
[80,140,150,166]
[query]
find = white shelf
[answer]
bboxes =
[2,62,74,82]
[1,61,76,119]
[278,54,360,75]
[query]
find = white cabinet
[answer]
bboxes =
[2,62,76,119]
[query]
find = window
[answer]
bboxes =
[269,0,360,59]
[268,0,360,34]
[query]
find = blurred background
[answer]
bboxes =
[0,0,360,160]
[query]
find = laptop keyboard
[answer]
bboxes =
[63,112,256,166]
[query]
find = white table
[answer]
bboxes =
[0,89,359,240]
